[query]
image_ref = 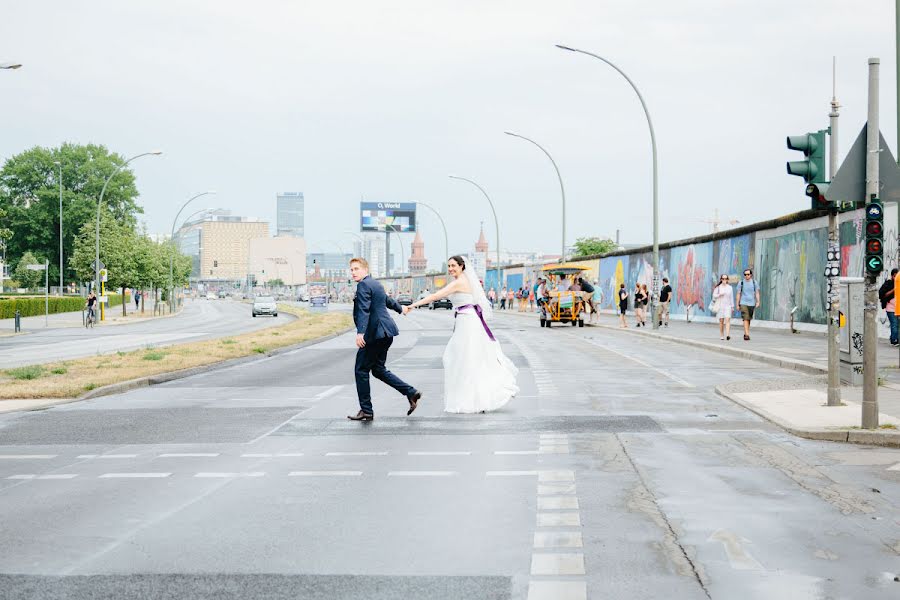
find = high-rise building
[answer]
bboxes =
[353,234,389,278]
[276,192,304,238]
[176,210,269,283]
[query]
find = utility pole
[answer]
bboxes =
[863,58,881,429]
[827,58,842,406]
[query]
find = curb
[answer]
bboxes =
[714,384,900,448]
[12,325,356,413]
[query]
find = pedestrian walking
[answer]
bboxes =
[507,287,515,310]
[618,283,629,328]
[712,274,735,340]
[633,283,646,327]
[528,286,535,312]
[737,268,761,340]
[658,277,672,327]
[500,286,507,310]
[880,269,899,345]
[488,287,496,308]
[134,289,141,311]
[640,283,650,324]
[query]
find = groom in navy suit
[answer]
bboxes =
[348,257,421,421]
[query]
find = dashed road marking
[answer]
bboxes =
[487,470,539,477]
[388,471,457,477]
[195,472,266,478]
[495,450,542,455]
[888,462,900,471]
[530,553,586,575]
[325,451,388,456]
[538,470,575,482]
[99,473,172,479]
[288,471,362,477]
[78,454,139,459]
[538,496,580,510]
[240,453,306,458]
[0,455,57,460]
[533,531,583,549]
[158,453,220,458]
[408,451,472,456]
[7,474,78,480]
[536,512,581,527]
[538,483,577,495]
[526,581,587,600]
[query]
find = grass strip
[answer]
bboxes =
[0,305,352,400]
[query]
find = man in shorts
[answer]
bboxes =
[738,268,761,340]
[658,277,672,327]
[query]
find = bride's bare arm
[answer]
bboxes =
[409,278,467,309]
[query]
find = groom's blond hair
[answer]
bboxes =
[350,257,369,269]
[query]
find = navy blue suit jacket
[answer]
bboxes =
[353,276,402,343]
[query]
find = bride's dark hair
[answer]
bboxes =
[449,255,466,271]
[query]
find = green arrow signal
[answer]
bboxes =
[866,255,884,272]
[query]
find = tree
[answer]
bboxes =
[572,237,618,257]
[14,251,45,290]
[269,278,284,287]
[0,143,144,286]
[70,213,140,316]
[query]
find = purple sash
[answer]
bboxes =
[455,304,496,341]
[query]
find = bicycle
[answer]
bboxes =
[85,306,96,329]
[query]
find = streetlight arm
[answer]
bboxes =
[169,191,215,310]
[448,175,501,278]
[416,201,449,274]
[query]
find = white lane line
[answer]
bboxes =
[195,472,266,478]
[537,512,581,527]
[0,455,57,459]
[538,483,577,496]
[241,453,305,458]
[325,451,388,456]
[77,454,138,459]
[530,553,586,575]
[388,471,457,477]
[538,470,575,482]
[527,581,587,600]
[486,470,538,477]
[581,336,696,388]
[408,451,472,456]
[315,385,344,400]
[288,471,362,477]
[533,531,583,549]
[158,453,220,458]
[246,405,315,444]
[539,446,570,454]
[538,496,580,510]
[99,472,171,479]
[7,474,78,480]
[495,450,542,455]
[888,462,900,471]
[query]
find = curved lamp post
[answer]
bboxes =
[95,151,162,318]
[556,44,660,328]
[0,62,22,70]
[448,175,501,281]
[503,131,567,263]
[169,191,216,311]
[416,201,449,274]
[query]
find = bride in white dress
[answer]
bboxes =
[405,255,518,413]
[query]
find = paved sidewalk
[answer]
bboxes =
[2,297,173,332]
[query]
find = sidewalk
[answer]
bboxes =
[494,307,900,447]
[2,297,173,332]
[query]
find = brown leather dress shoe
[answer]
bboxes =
[407,391,422,416]
[348,411,374,421]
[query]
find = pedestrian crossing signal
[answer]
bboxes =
[865,198,884,274]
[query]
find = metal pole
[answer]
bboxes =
[416,201,449,274]
[56,162,63,293]
[827,64,842,407]
[556,44,660,329]
[44,259,48,327]
[385,230,391,277]
[863,58,881,429]
[896,0,899,166]
[448,175,501,282]
[169,192,215,312]
[503,132,566,263]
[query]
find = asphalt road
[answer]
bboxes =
[0,308,898,599]
[0,298,296,368]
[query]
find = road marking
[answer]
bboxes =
[288,471,362,477]
[527,581,587,600]
[0,455,57,459]
[530,553,585,575]
[495,450,542,455]
[708,529,764,570]
[78,454,138,459]
[486,470,538,477]
[538,470,575,482]
[325,451,388,456]
[246,405,315,444]
[8,474,78,480]
[537,512,581,527]
[539,446,570,454]
[888,462,900,471]
[538,496,580,510]
[158,453,220,458]
[408,451,472,456]
[538,483,577,495]
[99,472,172,479]
[581,336,696,388]
[195,472,266,478]
[533,531,583,549]
[315,385,344,399]
[388,471,457,477]
[241,453,305,458]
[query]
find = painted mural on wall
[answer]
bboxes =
[669,243,713,316]
[715,233,753,278]
[755,227,827,324]
[597,255,629,310]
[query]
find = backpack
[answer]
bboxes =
[738,278,758,304]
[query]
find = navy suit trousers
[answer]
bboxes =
[354,336,415,415]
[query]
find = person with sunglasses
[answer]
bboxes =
[712,274,735,340]
[737,269,760,340]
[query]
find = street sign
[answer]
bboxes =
[827,125,900,206]
[91,260,106,271]
[99,268,108,282]
[25,264,46,271]
[98,295,109,303]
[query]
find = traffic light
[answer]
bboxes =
[804,182,831,210]
[786,129,827,185]
[865,199,884,274]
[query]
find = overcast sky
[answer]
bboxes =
[2,1,898,270]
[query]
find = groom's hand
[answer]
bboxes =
[356,334,366,348]
[402,306,410,315]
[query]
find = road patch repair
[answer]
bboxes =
[0,305,352,409]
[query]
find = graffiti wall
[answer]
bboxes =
[598,255,629,310]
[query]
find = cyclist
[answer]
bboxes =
[85,292,98,326]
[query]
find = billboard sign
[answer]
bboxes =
[360,202,416,233]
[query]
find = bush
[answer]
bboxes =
[7,365,45,380]
[0,293,126,319]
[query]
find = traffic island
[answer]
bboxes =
[0,304,352,410]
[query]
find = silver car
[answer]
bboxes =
[252,295,278,317]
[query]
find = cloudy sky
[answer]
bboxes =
[2,1,897,269]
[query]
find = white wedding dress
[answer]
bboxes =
[443,291,519,413]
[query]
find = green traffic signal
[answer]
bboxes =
[865,199,884,274]
[786,130,827,184]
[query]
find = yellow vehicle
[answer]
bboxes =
[538,264,589,328]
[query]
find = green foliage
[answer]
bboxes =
[0,143,144,285]
[0,293,124,318]
[142,351,166,361]
[51,367,68,375]
[6,365,45,380]
[14,251,45,289]
[572,237,618,257]
[269,278,285,287]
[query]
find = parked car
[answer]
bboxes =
[430,298,452,310]
[252,295,278,317]
[217,290,227,299]
[397,294,413,306]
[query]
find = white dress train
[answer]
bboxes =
[443,292,519,413]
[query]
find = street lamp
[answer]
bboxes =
[95,151,162,320]
[416,201,449,274]
[556,44,660,329]
[54,160,63,293]
[169,191,216,311]
[0,63,22,70]
[448,175,501,281]
[503,131,566,263]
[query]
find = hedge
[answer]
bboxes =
[0,293,127,319]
